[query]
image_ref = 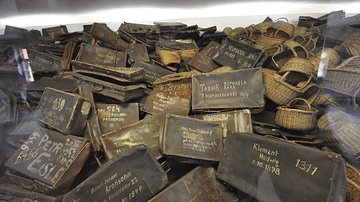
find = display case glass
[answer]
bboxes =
[0,1,360,201]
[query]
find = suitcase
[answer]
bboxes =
[131,60,174,85]
[212,38,266,70]
[142,91,190,116]
[148,166,239,202]
[90,23,129,52]
[192,67,265,111]
[161,114,224,163]
[129,43,150,63]
[152,71,198,99]
[72,60,144,83]
[216,131,347,202]
[62,145,168,202]
[35,87,91,136]
[72,71,146,102]
[75,43,127,67]
[192,109,253,134]
[4,128,91,195]
[100,110,168,160]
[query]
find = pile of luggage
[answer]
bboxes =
[0,10,360,202]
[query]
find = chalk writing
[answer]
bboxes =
[295,159,318,175]
[251,142,281,176]
[181,127,217,153]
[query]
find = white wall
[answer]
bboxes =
[0,1,359,34]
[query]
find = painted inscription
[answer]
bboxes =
[199,80,248,99]
[251,142,281,175]
[13,131,83,185]
[181,127,217,153]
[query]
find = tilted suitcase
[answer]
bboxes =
[75,43,127,67]
[212,38,266,70]
[62,144,168,202]
[35,87,91,136]
[131,60,174,85]
[90,23,129,52]
[161,114,224,163]
[216,131,347,202]
[148,166,239,202]
[100,110,168,160]
[4,128,91,195]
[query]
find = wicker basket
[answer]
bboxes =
[229,27,249,41]
[318,108,360,157]
[346,162,360,202]
[263,68,303,105]
[308,48,341,72]
[278,57,315,77]
[255,35,284,49]
[321,56,360,97]
[337,33,360,58]
[266,21,294,40]
[275,98,318,131]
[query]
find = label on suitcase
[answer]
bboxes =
[63,145,168,202]
[148,166,239,202]
[96,103,139,134]
[35,87,91,135]
[212,38,266,70]
[192,67,265,111]
[75,43,127,67]
[192,109,253,133]
[131,61,174,84]
[216,131,347,202]
[100,110,168,160]
[199,41,222,58]
[161,114,224,162]
[4,128,89,189]
[142,91,190,116]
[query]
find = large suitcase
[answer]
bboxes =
[62,145,168,202]
[4,128,91,195]
[192,67,265,111]
[216,131,347,202]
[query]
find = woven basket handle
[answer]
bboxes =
[334,55,360,69]
[286,97,312,111]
